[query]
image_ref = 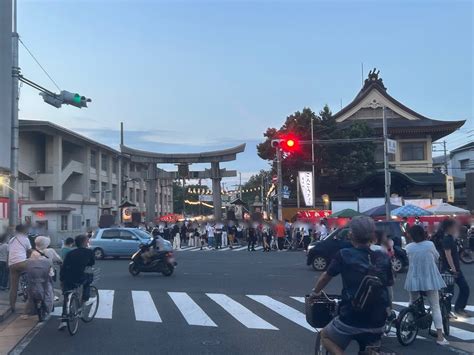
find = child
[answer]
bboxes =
[61,237,75,260]
[0,234,8,290]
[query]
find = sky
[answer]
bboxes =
[17,0,473,186]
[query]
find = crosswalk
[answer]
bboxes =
[50,290,474,343]
[178,245,264,252]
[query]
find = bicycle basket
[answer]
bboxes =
[305,293,339,328]
[441,272,455,287]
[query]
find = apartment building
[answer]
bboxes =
[10,120,173,244]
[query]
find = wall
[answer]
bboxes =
[19,132,46,175]
[449,149,474,179]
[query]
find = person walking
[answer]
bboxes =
[228,223,236,249]
[247,227,256,251]
[0,234,9,290]
[302,226,311,251]
[206,223,215,250]
[60,237,75,260]
[275,221,286,251]
[439,219,471,317]
[172,224,181,250]
[215,222,223,249]
[405,225,449,345]
[8,225,32,312]
[221,224,228,248]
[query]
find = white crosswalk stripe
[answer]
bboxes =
[96,290,114,319]
[247,295,315,332]
[206,293,278,330]
[132,290,161,322]
[169,292,216,327]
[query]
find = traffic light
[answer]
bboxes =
[40,90,91,108]
[280,135,299,152]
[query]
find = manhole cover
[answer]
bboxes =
[201,340,221,346]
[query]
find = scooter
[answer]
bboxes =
[129,244,177,277]
[458,236,474,264]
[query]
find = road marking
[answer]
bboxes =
[206,293,278,330]
[132,291,162,322]
[168,292,217,327]
[247,295,315,332]
[233,246,248,251]
[254,246,263,251]
[180,247,200,252]
[290,296,305,303]
[218,247,230,251]
[95,290,114,319]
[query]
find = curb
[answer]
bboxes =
[0,305,12,323]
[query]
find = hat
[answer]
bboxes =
[34,236,51,251]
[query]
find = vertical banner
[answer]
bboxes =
[0,0,12,172]
[446,175,455,203]
[298,171,313,207]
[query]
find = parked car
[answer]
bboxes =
[306,221,407,272]
[90,228,172,259]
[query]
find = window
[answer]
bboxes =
[112,159,118,174]
[90,180,97,198]
[72,215,82,230]
[101,154,108,172]
[112,184,117,200]
[86,219,91,228]
[60,215,68,231]
[129,187,135,202]
[101,230,119,239]
[120,230,137,240]
[460,159,471,170]
[101,181,108,192]
[401,142,425,161]
[143,190,147,203]
[90,150,97,168]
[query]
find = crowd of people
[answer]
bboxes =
[146,218,330,252]
[0,225,96,331]
[311,216,471,354]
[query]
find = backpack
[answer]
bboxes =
[351,250,387,312]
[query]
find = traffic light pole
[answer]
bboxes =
[9,0,19,227]
[382,106,391,220]
[276,144,283,221]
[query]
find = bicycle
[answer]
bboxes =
[395,272,452,346]
[63,269,100,336]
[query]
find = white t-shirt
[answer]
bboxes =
[319,224,328,238]
[8,234,31,266]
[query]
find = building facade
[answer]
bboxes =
[448,142,474,201]
[4,120,173,244]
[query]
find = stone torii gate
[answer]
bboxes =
[120,143,246,222]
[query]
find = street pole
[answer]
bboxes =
[311,117,316,208]
[239,172,242,199]
[443,140,448,174]
[382,106,391,220]
[276,145,283,221]
[9,0,19,227]
[296,177,300,208]
[260,174,264,205]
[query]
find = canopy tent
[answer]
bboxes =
[391,204,432,217]
[426,203,470,216]
[328,208,364,218]
[363,203,400,217]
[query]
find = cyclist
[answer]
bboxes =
[311,217,393,355]
[58,234,95,331]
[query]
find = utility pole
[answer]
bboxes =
[382,106,391,220]
[9,0,19,227]
[275,144,283,221]
[310,117,316,208]
[239,172,242,199]
[443,140,448,174]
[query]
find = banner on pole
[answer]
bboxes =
[298,171,313,206]
[446,175,455,203]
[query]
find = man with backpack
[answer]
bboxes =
[311,216,393,355]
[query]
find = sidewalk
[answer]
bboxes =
[0,290,12,323]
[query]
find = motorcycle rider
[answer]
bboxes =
[142,229,161,264]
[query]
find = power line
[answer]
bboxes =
[18,37,61,91]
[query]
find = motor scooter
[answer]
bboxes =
[129,244,177,276]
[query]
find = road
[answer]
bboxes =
[15,248,474,355]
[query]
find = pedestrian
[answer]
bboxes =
[275,221,286,251]
[8,224,32,312]
[163,223,170,241]
[172,224,181,250]
[247,227,256,251]
[404,225,449,345]
[302,226,311,251]
[0,233,9,290]
[61,237,75,260]
[180,223,187,247]
[215,222,223,249]
[206,223,215,250]
[30,236,62,278]
[262,225,271,252]
[228,223,236,249]
[439,219,471,317]
[222,224,228,248]
[318,219,328,239]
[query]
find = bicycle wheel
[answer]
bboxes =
[396,308,418,346]
[314,332,329,355]
[81,286,99,323]
[440,301,450,336]
[66,293,80,336]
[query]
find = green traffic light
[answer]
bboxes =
[73,94,81,104]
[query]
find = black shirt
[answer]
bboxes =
[60,247,95,287]
[327,246,393,328]
[442,234,460,271]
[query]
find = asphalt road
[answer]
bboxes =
[16,249,474,355]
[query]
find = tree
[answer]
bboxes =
[239,170,270,207]
[257,105,376,195]
[173,182,213,216]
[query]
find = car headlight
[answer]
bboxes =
[307,244,316,251]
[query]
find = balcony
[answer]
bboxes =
[62,160,84,184]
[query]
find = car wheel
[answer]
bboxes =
[391,256,403,273]
[94,248,105,260]
[312,256,328,271]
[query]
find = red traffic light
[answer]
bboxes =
[280,135,299,152]
[286,139,295,148]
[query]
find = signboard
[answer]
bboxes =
[122,207,132,222]
[387,139,397,155]
[282,185,290,199]
[446,175,455,203]
[298,171,313,207]
[296,210,332,220]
